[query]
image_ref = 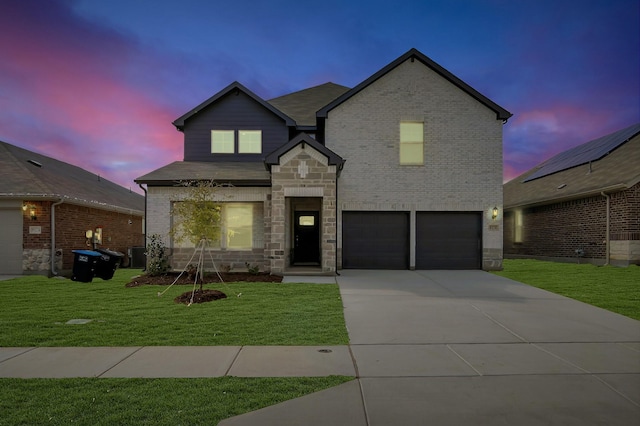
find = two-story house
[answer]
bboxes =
[136,48,512,274]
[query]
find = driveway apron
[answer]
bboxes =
[222,269,640,425]
[340,270,640,425]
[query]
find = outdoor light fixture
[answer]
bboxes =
[24,204,37,220]
[492,206,499,220]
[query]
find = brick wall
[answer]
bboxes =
[325,58,504,269]
[22,200,144,272]
[504,184,640,264]
[610,183,640,240]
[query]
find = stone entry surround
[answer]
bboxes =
[269,144,338,274]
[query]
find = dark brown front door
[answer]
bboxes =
[293,211,320,264]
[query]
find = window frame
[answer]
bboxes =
[211,130,235,154]
[514,209,524,243]
[238,130,262,154]
[399,121,424,165]
[224,204,254,250]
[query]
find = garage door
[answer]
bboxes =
[342,212,409,269]
[0,204,23,274]
[416,212,481,269]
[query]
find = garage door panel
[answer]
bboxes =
[0,207,23,274]
[416,212,481,270]
[343,212,409,269]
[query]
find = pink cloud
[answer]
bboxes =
[0,0,183,191]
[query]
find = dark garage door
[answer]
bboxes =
[416,212,481,269]
[342,212,409,269]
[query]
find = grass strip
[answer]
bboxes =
[0,376,353,425]
[0,269,349,346]
[494,259,640,320]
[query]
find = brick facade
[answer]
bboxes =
[504,183,640,265]
[22,200,144,273]
[145,186,271,272]
[325,59,504,270]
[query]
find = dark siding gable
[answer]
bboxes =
[183,90,289,162]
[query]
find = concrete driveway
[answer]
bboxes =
[222,269,640,425]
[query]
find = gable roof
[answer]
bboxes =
[504,124,640,209]
[267,83,351,127]
[135,161,271,186]
[317,48,512,121]
[264,133,345,173]
[0,141,144,214]
[172,81,295,131]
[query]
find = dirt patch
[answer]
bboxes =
[174,289,227,304]
[125,272,282,287]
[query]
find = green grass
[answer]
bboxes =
[494,259,640,320]
[0,269,349,347]
[0,376,353,425]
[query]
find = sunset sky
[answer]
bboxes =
[1,0,638,193]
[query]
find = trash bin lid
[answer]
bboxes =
[72,250,102,257]
[96,248,124,257]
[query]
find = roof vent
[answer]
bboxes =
[27,159,42,168]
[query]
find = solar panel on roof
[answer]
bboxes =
[523,123,640,182]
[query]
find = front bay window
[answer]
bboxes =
[172,202,262,250]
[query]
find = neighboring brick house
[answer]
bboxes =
[136,48,511,274]
[0,141,145,275]
[503,123,640,266]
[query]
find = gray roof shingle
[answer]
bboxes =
[268,82,350,127]
[504,125,640,209]
[0,141,144,214]
[135,161,271,186]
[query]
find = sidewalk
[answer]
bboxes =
[2,270,639,425]
[0,345,355,378]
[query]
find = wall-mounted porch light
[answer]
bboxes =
[24,203,37,220]
[492,206,499,220]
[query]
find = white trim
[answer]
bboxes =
[284,187,324,197]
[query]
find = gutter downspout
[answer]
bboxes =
[138,184,148,270]
[50,198,64,276]
[601,191,610,265]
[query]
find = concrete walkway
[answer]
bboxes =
[2,270,639,425]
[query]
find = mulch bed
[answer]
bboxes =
[174,289,227,304]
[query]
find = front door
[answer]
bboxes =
[293,211,320,265]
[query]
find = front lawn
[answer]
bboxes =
[494,259,640,320]
[0,376,353,425]
[0,269,349,346]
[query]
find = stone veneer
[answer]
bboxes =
[269,144,338,274]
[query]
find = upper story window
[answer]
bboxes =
[399,121,424,165]
[211,130,234,153]
[211,130,262,154]
[239,130,262,153]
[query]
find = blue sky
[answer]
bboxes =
[1,0,638,192]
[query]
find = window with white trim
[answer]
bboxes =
[225,204,253,250]
[211,130,234,153]
[238,130,262,153]
[172,203,261,250]
[400,121,424,165]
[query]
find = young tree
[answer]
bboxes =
[169,180,223,289]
